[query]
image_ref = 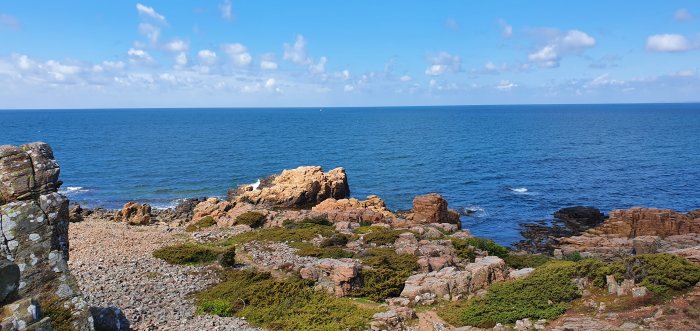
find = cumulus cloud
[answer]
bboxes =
[0,14,20,30]
[399,75,412,82]
[220,0,233,21]
[164,39,189,52]
[127,48,155,64]
[138,23,160,44]
[495,80,517,91]
[260,53,278,70]
[309,56,327,74]
[497,19,512,38]
[136,3,166,23]
[222,43,252,67]
[174,52,188,68]
[646,34,693,52]
[197,49,217,65]
[424,52,461,76]
[674,9,693,21]
[283,35,310,64]
[528,29,596,68]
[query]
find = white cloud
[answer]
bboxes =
[646,34,693,52]
[341,69,350,80]
[343,84,355,92]
[424,52,461,76]
[15,54,34,70]
[399,75,412,82]
[219,0,233,21]
[495,80,517,91]
[0,14,20,30]
[674,9,693,21]
[283,35,310,64]
[136,3,166,23]
[127,48,155,64]
[222,43,252,67]
[197,49,217,65]
[264,78,276,89]
[497,19,512,38]
[260,53,278,70]
[528,29,596,68]
[309,56,327,74]
[164,39,189,52]
[174,52,188,68]
[138,23,160,44]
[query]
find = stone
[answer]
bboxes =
[300,258,361,297]
[515,318,533,331]
[174,197,206,220]
[114,202,152,225]
[553,206,605,229]
[0,298,46,331]
[631,286,648,298]
[229,166,350,208]
[509,267,535,279]
[0,142,61,205]
[407,194,461,228]
[312,195,396,224]
[90,306,131,331]
[0,258,20,304]
[69,204,84,223]
[370,308,415,331]
[606,275,618,294]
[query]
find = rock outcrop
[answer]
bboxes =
[396,194,461,229]
[400,256,507,304]
[300,258,362,297]
[558,207,700,260]
[114,202,152,225]
[0,258,20,304]
[229,166,350,208]
[312,195,396,224]
[0,142,93,330]
[515,206,605,254]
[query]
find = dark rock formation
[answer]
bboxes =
[0,258,20,304]
[174,197,206,219]
[0,142,93,330]
[90,306,130,331]
[514,206,605,254]
[553,206,605,230]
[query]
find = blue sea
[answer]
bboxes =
[2,104,699,245]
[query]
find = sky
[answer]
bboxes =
[1,1,699,109]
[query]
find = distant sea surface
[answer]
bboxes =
[2,104,699,245]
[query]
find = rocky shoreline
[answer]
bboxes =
[2,142,700,331]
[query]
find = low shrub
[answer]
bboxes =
[450,237,509,262]
[219,247,237,267]
[504,254,552,269]
[438,261,580,327]
[354,248,418,301]
[195,270,379,330]
[185,216,217,232]
[235,212,266,228]
[592,254,700,295]
[562,252,583,262]
[283,216,332,229]
[153,243,223,265]
[229,224,337,244]
[320,234,349,247]
[362,227,403,246]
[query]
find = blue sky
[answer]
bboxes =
[1,1,699,108]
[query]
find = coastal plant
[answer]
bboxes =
[320,234,349,247]
[283,216,332,229]
[152,243,223,265]
[590,254,700,295]
[361,226,404,246]
[354,248,418,301]
[235,211,266,228]
[195,270,379,330]
[438,261,580,327]
[185,216,217,232]
[562,252,583,262]
[228,223,337,244]
[450,237,509,262]
[219,247,237,267]
[292,242,354,259]
[503,253,552,269]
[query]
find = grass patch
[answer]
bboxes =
[228,223,337,244]
[236,211,266,228]
[361,226,404,246]
[145,271,161,279]
[438,261,580,327]
[450,237,509,262]
[195,270,379,330]
[153,242,225,265]
[504,254,552,269]
[186,216,217,232]
[354,248,418,301]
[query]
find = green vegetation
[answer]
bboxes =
[503,254,552,269]
[450,237,509,262]
[320,234,350,247]
[153,243,225,265]
[228,223,337,244]
[185,216,217,232]
[562,252,583,262]
[41,294,78,331]
[195,270,379,330]
[219,247,237,267]
[438,261,580,328]
[354,248,418,301]
[361,226,404,246]
[590,254,700,295]
[235,211,266,228]
[292,242,354,259]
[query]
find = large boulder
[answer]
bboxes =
[312,195,396,224]
[229,166,350,208]
[0,297,52,330]
[400,256,507,304]
[0,258,20,304]
[558,207,700,260]
[0,143,60,205]
[114,202,152,225]
[401,194,461,229]
[554,206,605,229]
[300,258,361,297]
[0,143,93,330]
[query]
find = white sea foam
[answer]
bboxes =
[59,186,90,194]
[250,179,261,190]
[509,187,529,193]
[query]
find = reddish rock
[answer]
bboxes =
[300,258,361,297]
[312,195,395,224]
[115,202,152,225]
[405,194,461,229]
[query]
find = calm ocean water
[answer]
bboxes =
[2,104,699,245]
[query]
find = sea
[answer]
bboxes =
[2,104,699,245]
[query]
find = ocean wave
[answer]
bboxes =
[509,187,529,193]
[59,186,90,194]
[250,179,261,190]
[460,205,486,217]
